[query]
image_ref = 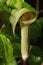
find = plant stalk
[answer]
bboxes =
[20,23,29,61]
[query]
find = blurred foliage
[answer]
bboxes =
[0,34,17,65]
[30,17,43,39]
[0,0,43,65]
[0,34,43,65]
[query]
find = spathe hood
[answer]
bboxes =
[10,8,38,34]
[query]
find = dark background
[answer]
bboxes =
[25,0,43,10]
[25,0,43,51]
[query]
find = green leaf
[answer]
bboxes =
[0,11,10,25]
[37,17,43,27]
[29,45,43,65]
[1,24,13,41]
[30,22,41,39]
[0,0,11,12]
[30,46,43,58]
[0,4,11,12]
[0,34,17,65]
[6,0,24,9]
[0,0,6,4]
[30,17,43,39]
[13,42,21,58]
[29,46,43,65]
[28,55,43,65]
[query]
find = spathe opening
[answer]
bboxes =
[20,12,36,21]
[20,12,37,24]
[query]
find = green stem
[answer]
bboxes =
[20,23,29,60]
